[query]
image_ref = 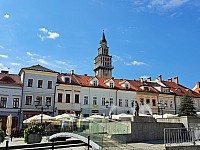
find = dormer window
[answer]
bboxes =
[93,80,98,86]
[65,77,70,83]
[110,82,114,88]
[176,88,182,92]
[162,87,170,93]
[144,87,149,91]
[125,83,129,89]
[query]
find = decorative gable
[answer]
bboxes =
[105,79,115,88]
[61,76,71,83]
[120,80,130,89]
[0,76,16,83]
[89,77,99,86]
[140,86,150,92]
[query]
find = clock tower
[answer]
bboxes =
[94,31,114,78]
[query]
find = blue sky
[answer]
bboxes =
[0,0,200,89]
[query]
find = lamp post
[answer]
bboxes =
[34,100,51,125]
[158,102,167,118]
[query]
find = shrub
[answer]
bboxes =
[0,129,5,142]
[24,124,44,143]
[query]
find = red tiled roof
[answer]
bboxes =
[162,81,200,98]
[57,74,159,93]
[0,73,22,86]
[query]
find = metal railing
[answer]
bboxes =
[45,117,129,149]
[164,127,199,147]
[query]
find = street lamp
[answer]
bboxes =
[105,101,109,108]
[158,102,167,118]
[34,99,51,125]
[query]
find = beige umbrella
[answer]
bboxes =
[23,114,53,124]
[6,114,12,136]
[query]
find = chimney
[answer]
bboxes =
[111,77,114,79]
[168,78,172,82]
[71,70,74,74]
[158,75,162,81]
[84,74,87,76]
[196,82,200,88]
[147,77,151,82]
[140,78,143,82]
[1,70,9,74]
[174,76,179,84]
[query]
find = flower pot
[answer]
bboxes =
[27,134,42,144]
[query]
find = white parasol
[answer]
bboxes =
[6,114,12,136]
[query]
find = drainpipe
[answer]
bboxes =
[116,90,118,115]
[174,95,177,115]
[53,84,57,116]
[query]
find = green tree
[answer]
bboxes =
[178,94,196,116]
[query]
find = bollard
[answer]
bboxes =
[88,135,90,150]
[52,141,54,150]
[6,140,9,150]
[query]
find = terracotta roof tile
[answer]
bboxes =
[0,73,22,86]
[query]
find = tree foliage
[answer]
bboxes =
[178,94,196,116]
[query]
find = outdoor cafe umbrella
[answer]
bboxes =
[6,114,12,136]
[23,114,53,124]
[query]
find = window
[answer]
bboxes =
[66,94,70,103]
[65,77,70,83]
[144,87,149,91]
[75,94,79,103]
[170,100,173,108]
[110,82,114,88]
[25,96,32,105]
[140,98,144,105]
[125,99,128,107]
[28,79,33,87]
[131,100,135,107]
[110,97,113,106]
[36,96,42,106]
[13,98,19,108]
[93,97,97,105]
[47,81,52,89]
[125,83,129,89]
[102,97,106,106]
[84,96,89,105]
[0,97,7,108]
[38,80,43,88]
[46,97,51,106]
[152,99,156,106]
[58,93,62,103]
[119,99,122,107]
[93,80,98,86]
[146,99,150,104]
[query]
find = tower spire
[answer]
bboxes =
[101,30,107,42]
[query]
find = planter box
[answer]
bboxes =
[27,134,42,144]
[0,136,2,142]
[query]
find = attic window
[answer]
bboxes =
[93,80,98,86]
[144,87,149,91]
[65,77,70,83]
[176,88,182,92]
[163,87,170,93]
[110,82,114,88]
[125,83,129,89]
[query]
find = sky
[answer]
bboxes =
[0,0,200,89]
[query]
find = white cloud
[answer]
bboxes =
[39,28,48,33]
[56,60,67,65]
[38,27,60,40]
[112,55,123,62]
[10,62,20,66]
[0,55,8,58]
[132,0,190,12]
[125,60,147,66]
[47,32,60,39]
[0,45,5,49]
[4,14,10,19]
[26,52,38,56]
[0,63,3,67]
[37,59,49,65]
